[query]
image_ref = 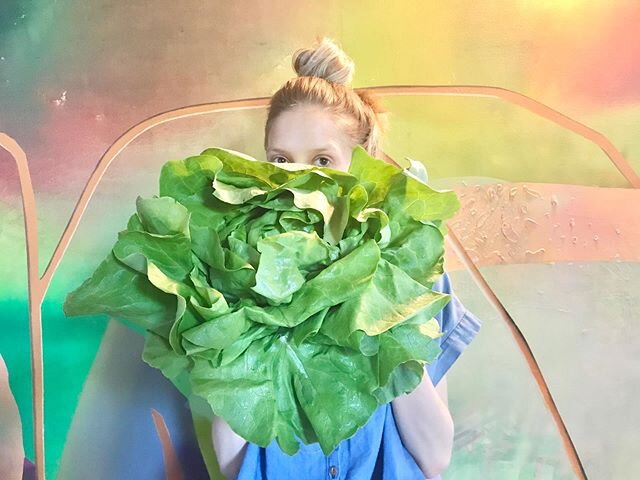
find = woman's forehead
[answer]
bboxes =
[267,105,352,152]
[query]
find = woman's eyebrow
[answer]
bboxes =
[268,147,335,154]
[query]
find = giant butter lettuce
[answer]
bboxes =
[63,145,460,455]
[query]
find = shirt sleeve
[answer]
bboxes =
[425,271,482,387]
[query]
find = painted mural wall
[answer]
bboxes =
[1,1,639,479]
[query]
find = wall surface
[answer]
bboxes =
[1,1,639,478]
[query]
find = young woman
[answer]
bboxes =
[211,37,482,480]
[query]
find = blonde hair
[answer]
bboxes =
[264,36,390,160]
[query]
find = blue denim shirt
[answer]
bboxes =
[236,271,482,480]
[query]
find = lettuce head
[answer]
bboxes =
[63,145,461,455]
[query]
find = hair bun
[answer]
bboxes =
[292,36,355,85]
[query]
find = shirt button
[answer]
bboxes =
[329,465,338,478]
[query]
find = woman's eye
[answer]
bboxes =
[272,156,288,164]
[314,156,331,167]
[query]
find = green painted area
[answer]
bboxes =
[0,297,107,480]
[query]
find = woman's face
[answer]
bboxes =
[265,104,356,172]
